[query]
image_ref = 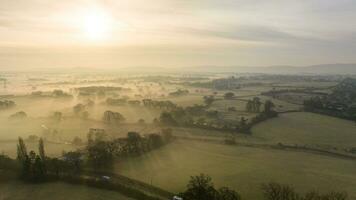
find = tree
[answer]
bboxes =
[9,111,27,119]
[159,112,177,125]
[73,104,85,115]
[103,110,125,124]
[148,134,163,149]
[17,137,30,177]
[17,137,27,161]
[264,100,275,114]
[217,187,241,200]
[72,137,83,146]
[252,97,261,112]
[87,141,114,170]
[33,155,45,181]
[38,138,46,161]
[127,132,142,154]
[261,182,348,200]
[261,182,298,200]
[180,174,241,200]
[204,96,215,106]
[224,92,235,99]
[62,151,83,173]
[181,174,218,200]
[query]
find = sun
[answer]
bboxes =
[82,9,113,40]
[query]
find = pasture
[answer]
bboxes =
[116,140,356,200]
[252,112,356,149]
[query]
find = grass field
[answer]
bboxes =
[0,181,133,200]
[252,112,356,148]
[115,140,356,200]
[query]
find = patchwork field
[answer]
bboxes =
[116,140,356,200]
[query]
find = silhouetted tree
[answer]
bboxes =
[180,174,241,200]
[181,174,218,200]
[217,187,241,200]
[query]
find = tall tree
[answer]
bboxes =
[17,137,30,177]
[38,138,46,173]
[252,97,261,112]
[17,137,27,162]
[38,138,46,161]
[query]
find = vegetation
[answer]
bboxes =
[246,97,262,113]
[224,92,235,99]
[169,89,189,96]
[117,140,356,200]
[103,111,125,124]
[158,97,277,134]
[9,111,27,119]
[252,112,356,151]
[0,100,15,110]
[304,78,356,121]
[179,174,241,200]
[52,90,72,98]
[261,182,347,200]
[1,73,355,200]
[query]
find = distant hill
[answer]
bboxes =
[191,63,356,74]
[2,63,356,75]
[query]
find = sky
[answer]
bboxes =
[0,0,356,69]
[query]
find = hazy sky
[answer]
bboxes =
[0,0,356,69]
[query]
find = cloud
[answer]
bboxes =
[0,0,356,67]
[176,25,297,42]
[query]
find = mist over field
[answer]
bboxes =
[1,1,356,200]
[1,70,356,200]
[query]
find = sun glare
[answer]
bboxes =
[83,9,113,40]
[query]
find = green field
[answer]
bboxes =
[115,140,356,200]
[252,112,356,148]
[0,181,133,200]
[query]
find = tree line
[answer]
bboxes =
[11,128,174,182]
[158,97,277,134]
[178,174,348,200]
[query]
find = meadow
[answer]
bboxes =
[252,112,356,149]
[1,73,356,200]
[116,140,356,200]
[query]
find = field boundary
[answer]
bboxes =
[175,136,356,161]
